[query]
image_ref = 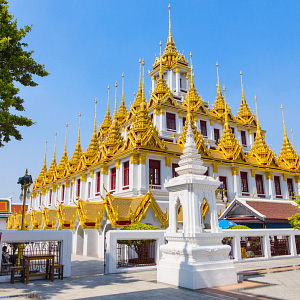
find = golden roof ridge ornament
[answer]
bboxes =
[236,71,255,125]
[278,105,300,170]
[216,91,242,160]
[248,96,275,165]
[117,73,128,125]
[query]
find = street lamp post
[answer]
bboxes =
[17,169,33,230]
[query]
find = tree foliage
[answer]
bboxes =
[0,0,49,147]
[227,225,250,230]
[287,195,300,229]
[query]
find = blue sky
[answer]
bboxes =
[1,0,300,202]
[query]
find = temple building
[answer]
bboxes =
[6,6,300,255]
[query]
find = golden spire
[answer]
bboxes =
[278,105,299,170]
[117,73,128,124]
[142,59,146,102]
[216,92,242,160]
[69,113,83,169]
[249,96,275,165]
[236,71,255,125]
[85,100,99,164]
[98,86,112,139]
[42,140,47,171]
[291,129,295,149]
[212,62,227,118]
[168,4,172,39]
[56,123,69,178]
[103,82,123,158]
[45,133,58,183]
[183,53,204,113]
[34,140,48,188]
[216,62,221,96]
[130,59,143,113]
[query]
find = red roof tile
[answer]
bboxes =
[245,201,300,220]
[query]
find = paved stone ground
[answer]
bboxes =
[1,255,300,299]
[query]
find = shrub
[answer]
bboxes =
[122,223,160,231]
[227,225,250,230]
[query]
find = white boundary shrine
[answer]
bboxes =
[157,121,237,289]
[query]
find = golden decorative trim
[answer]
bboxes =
[122,127,125,132]
[80,174,87,182]
[283,174,287,181]
[160,108,164,114]
[65,180,70,187]
[52,186,57,192]
[266,172,273,180]
[37,191,39,196]
[154,108,159,115]
[210,120,214,126]
[212,164,218,173]
[231,166,239,176]
[194,116,198,122]
[249,129,253,135]
[130,154,139,165]
[178,112,182,119]
[151,75,156,80]
[251,169,256,177]
[174,67,180,73]
[237,127,241,132]
[90,170,94,178]
[295,176,299,183]
[41,190,46,196]
[46,188,49,193]
[101,166,108,175]
[32,192,36,199]
[57,183,61,189]
[116,160,120,169]
[165,157,172,167]
[140,154,146,164]
[72,178,75,184]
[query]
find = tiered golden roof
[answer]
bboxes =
[57,204,77,229]
[42,207,57,229]
[31,210,43,229]
[236,72,256,125]
[277,105,300,170]
[77,199,104,229]
[248,96,276,165]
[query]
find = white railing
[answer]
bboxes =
[105,230,165,274]
[0,230,72,282]
[222,228,300,262]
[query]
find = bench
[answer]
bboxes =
[50,264,64,280]
[11,266,25,284]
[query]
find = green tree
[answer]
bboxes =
[287,195,300,229]
[0,0,49,147]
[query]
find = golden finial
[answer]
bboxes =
[107,85,110,113]
[159,41,162,57]
[142,59,145,100]
[64,123,68,153]
[159,43,164,79]
[216,62,221,96]
[138,58,142,93]
[291,129,295,149]
[114,81,118,116]
[223,86,226,99]
[240,71,245,103]
[78,112,81,143]
[281,104,288,139]
[254,95,261,136]
[43,140,47,168]
[224,95,229,130]
[122,73,125,102]
[94,98,97,133]
[53,132,57,159]
[168,4,171,37]
[186,72,189,90]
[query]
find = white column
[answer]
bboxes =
[263,234,272,259]
[175,69,180,95]
[161,111,166,131]
[83,230,88,256]
[233,174,241,198]
[267,178,275,200]
[151,76,156,92]
[249,131,254,147]
[233,236,242,262]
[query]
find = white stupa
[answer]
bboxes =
[157,121,237,289]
